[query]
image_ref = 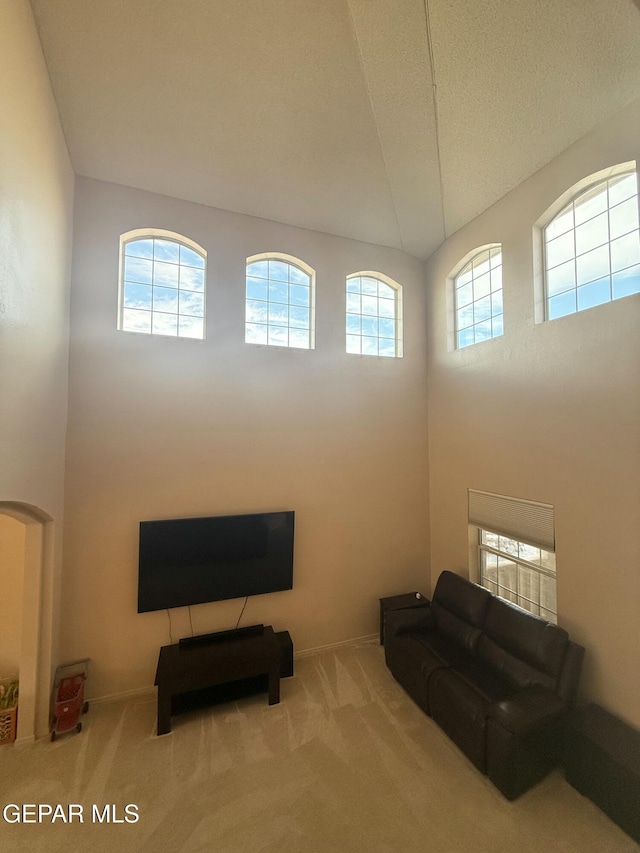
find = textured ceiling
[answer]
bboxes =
[30,0,640,260]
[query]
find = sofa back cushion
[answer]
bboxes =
[477,597,569,691]
[431,571,491,653]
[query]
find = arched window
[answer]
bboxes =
[453,245,503,349]
[542,164,640,319]
[118,229,206,339]
[346,272,402,357]
[245,254,315,349]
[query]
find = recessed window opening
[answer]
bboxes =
[119,230,206,339]
[454,245,503,349]
[346,272,402,357]
[245,254,315,349]
[469,489,557,623]
[543,167,640,319]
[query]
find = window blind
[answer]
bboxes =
[468,489,555,552]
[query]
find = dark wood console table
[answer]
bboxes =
[154,625,281,735]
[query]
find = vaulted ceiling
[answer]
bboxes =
[30,0,640,260]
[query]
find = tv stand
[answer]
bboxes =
[179,624,264,648]
[155,625,281,735]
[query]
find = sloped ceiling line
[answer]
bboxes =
[345,0,446,259]
[423,0,447,241]
[346,0,405,254]
[29,0,640,262]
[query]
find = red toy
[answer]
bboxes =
[50,659,89,742]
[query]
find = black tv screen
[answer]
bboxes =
[137,511,294,613]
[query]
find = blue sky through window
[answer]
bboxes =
[545,171,640,320]
[121,237,206,339]
[245,257,313,348]
[454,246,503,349]
[346,274,400,357]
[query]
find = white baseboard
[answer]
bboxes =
[88,634,379,705]
[292,633,378,658]
[90,685,155,707]
[12,734,36,748]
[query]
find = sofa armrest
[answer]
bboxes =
[384,605,434,641]
[487,688,565,735]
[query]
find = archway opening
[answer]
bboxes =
[0,502,52,742]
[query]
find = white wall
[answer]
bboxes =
[16,0,637,728]
[64,177,430,699]
[425,96,640,728]
[0,0,74,736]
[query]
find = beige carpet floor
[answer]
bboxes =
[0,640,637,852]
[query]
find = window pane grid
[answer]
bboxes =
[544,171,640,319]
[346,275,400,358]
[455,247,503,349]
[479,531,556,623]
[125,252,203,273]
[480,530,556,620]
[245,259,312,349]
[121,238,206,338]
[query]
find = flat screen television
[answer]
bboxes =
[137,511,294,613]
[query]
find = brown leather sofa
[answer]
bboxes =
[384,570,585,799]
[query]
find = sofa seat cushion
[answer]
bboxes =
[386,627,476,678]
[428,666,510,772]
[487,687,564,734]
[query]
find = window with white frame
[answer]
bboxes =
[478,530,557,624]
[454,245,503,349]
[543,166,640,320]
[119,231,206,338]
[245,255,315,349]
[346,272,402,357]
[469,489,557,624]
